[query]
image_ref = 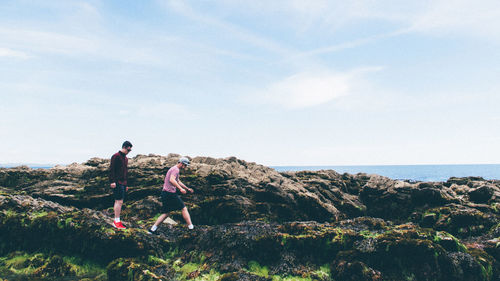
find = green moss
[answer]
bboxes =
[479,264,493,281]
[311,264,330,279]
[30,211,48,219]
[247,260,269,278]
[468,248,494,281]
[0,190,10,196]
[62,255,106,277]
[491,203,500,213]
[423,211,437,217]
[281,234,289,245]
[0,252,105,279]
[271,275,312,281]
[57,218,66,229]
[403,272,417,281]
[3,209,18,218]
[1,252,37,275]
[147,253,221,281]
[359,230,380,239]
[164,247,182,261]
[179,262,199,274]
[147,255,168,265]
[171,258,198,277]
[191,269,221,281]
[489,223,500,235]
[331,228,346,245]
[104,228,116,235]
[433,231,467,252]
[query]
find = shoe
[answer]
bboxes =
[188,224,194,230]
[113,221,126,229]
[148,229,159,235]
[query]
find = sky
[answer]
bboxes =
[1,0,500,166]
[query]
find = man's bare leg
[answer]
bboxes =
[181,207,193,228]
[153,214,168,227]
[114,200,123,220]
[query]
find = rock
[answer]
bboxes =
[219,271,271,281]
[332,260,382,281]
[469,185,494,203]
[0,154,499,280]
[32,255,73,278]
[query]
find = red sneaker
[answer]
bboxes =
[113,221,126,229]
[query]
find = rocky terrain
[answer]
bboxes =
[0,154,499,280]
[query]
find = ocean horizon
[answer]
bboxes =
[272,164,500,182]
[2,163,500,182]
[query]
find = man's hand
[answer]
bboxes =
[180,188,187,194]
[110,183,116,188]
[126,186,129,192]
[187,188,194,193]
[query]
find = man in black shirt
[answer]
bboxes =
[109,141,132,229]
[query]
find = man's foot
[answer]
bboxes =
[188,224,194,230]
[148,229,159,235]
[113,221,126,229]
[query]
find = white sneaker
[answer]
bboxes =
[188,224,194,230]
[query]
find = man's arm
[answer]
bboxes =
[109,155,117,188]
[170,174,186,194]
[178,180,193,193]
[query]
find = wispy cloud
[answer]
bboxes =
[158,0,294,57]
[215,1,425,31]
[0,27,97,56]
[248,67,382,109]
[409,0,500,40]
[294,0,500,42]
[0,47,30,59]
[213,0,500,61]
[286,28,411,62]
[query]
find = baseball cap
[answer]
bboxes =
[179,157,190,166]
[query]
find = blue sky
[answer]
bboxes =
[2,0,500,166]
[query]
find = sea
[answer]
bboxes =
[271,164,500,182]
[2,164,500,183]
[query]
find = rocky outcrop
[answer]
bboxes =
[0,154,499,280]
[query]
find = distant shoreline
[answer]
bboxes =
[0,164,57,169]
[272,164,500,182]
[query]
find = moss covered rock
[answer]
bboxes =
[0,155,499,280]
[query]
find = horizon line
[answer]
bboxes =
[3,162,500,168]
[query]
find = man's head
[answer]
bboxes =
[178,157,190,169]
[121,141,133,155]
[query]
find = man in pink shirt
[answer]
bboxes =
[149,157,194,234]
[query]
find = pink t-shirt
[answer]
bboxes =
[163,165,179,193]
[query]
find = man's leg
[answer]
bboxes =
[153,213,168,227]
[111,185,126,229]
[181,207,193,228]
[114,199,123,220]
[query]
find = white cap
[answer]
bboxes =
[179,157,190,166]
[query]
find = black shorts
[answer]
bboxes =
[113,184,127,201]
[161,191,185,213]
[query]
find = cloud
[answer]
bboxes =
[212,0,500,52]
[287,29,410,61]
[250,67,382,109]
[158,0,294,56]
[409,0,500,39]
[0,47,30,59]
[0,27,97,56]
[215,0,425,30]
